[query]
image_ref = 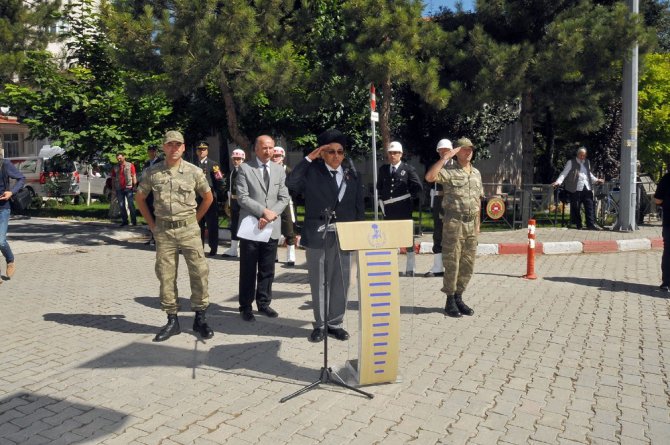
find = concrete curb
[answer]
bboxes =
[219,227,663,256]
[413,238,663,256]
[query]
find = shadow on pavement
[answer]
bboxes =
[10,217,153,252]
[43,313,158,334]
[544,276,670,299]
[0,392,127,444]
[78,340,316,383]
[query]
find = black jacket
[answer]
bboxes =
[376,162,423,201]
[287,158,365,249]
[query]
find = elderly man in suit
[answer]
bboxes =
[287,129,365,343]
[236,135,290,322]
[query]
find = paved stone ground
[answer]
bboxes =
[1,218,669,444]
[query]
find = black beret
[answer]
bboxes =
[317,129,347,148]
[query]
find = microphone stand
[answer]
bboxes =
[281,207,373,402]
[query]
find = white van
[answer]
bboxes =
[8,154,81,201]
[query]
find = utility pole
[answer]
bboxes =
[616,0,639,231]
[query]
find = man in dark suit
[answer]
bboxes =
[287,129,365,343]
[236,135,289,321]
[195,141,227,256]
[376,141,423,275]
[222,149,246,257]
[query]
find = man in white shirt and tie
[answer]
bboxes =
[552,147,604,230]
[236,135,289,321]
[287,129,365,343]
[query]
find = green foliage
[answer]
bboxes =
[468,0,647,183]
[106,0,308,149]
[0,0,61,85]
[341,0,456,147]
[638,52,670,178]
[1,0,172,164]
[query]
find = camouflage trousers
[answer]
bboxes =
[441,218,478,295]
[154,220,209,314]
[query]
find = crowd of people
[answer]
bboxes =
[129,129,485,343]
[2,129,665,340]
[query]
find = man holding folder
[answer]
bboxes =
[236,135,289,322]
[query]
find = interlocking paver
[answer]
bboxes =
[1,218,669,445]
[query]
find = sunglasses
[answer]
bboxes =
[325,149,344,155]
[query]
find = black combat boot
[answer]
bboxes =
[153,314,181,342]
[444,295,462,318]
[454,293,474,316]
[193,310,214,339]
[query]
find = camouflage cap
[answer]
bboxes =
[456,137,474,148]
[163,130,184,144]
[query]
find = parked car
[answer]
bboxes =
[8,155,81,201]
[78,163,112,201]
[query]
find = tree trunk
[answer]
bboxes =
[521,89,535,185]
[380,75,392,149]
[544,107,555,183]
[219,73,251,150]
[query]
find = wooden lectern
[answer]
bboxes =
[336,220,414,385]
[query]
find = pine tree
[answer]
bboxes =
[0,0,62,85]
[471,0,645,184]
[342,0,453,148]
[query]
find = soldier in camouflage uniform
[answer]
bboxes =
[425,137,483,318]
[136,130,215,342]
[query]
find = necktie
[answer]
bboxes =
[263,164,270,189]
[391,166,396,175]
[330,170,338,187]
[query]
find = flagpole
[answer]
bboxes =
[370,84,380,221]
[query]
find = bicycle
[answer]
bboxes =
[594,183,619,228]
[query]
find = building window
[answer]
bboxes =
[3,134,20,157]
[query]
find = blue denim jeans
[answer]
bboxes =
[116,188,137,225]
[0,208,14,263]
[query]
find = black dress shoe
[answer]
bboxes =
[120,222,128,227]
[328,327,350,341]
[309,328,324,343]
[659,284,669,292]
[207,251,218,257]
[240,310,255,322]
[423,271,444,278]
[286,261,295,267]
[258,306,279,318]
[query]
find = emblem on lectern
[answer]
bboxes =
[368,223,386,247]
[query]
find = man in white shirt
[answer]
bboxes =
[552,147,604,230]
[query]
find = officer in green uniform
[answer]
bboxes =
[136,130,215,341]
[425,137,483,318]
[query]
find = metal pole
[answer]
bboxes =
[615,0,639,231]
[370,84,379,221]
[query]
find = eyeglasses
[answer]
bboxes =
[325,149,344,155]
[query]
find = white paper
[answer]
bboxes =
[237,215,274,242]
